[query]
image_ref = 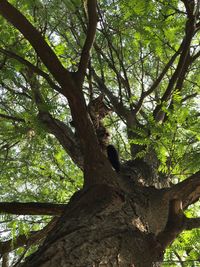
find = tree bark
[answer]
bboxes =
[18,166,200,267]
[21,181,165,267]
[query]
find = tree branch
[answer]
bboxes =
[38,112,84,169]
[28,74,83,169]
[168,171,200,209]
[78,0,98,85]
[184,217,200,230]
[157,199,186,249]
[1,81,32,99]
[0,217,58,255]
[94,43,129,93]
[181,0,195,18]
[0,113,24,122]
[2,253,9,267]
[0,0,123,187]
[96,11,132,100]
[0,48,62,93]
[191,49,200,63]
[0,54,7,70]
[91,68,129,120]
[181,92,198,103]
[0,0,69,87]
[174,251,184,267]
[0,202,65,216]
[153,12,196,121]
[137,44,183,105]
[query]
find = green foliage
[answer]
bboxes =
[164,227,200,266]
[0,0,199,264]
[130,92,200,177]
[0,29,83,261]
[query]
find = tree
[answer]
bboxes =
[0,0,200,266]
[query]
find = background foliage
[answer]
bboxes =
[0,0,199,265]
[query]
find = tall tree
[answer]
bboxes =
[0,0,200,266]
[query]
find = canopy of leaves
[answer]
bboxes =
[0,0,199,265]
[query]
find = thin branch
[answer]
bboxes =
[97,10,132,101]
[0,202,66,216]
[174,251,184,267]
[184,217,200,230]
[146,45,184,96]
[132,42,184,117]
[1,81,32,100]
[12,246,28,267]
[153,11,196,120]
[94,43,130,94]
[0,48,62,93]
[77,0,98,85]
[2,253,9,267]
[0,113,25,122]
[0,217,58,255]
[0,54,7,70]
[191,49,200,63]
[181,92,198,103]
[91,68,129,120]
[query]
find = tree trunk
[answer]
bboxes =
[21,160,175,267]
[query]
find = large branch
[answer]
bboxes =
[0,202,65,216]
[0,1,85,142]
[28,73,84,169]
[181,0,195,17]
[0,1,119,186]
[0,1,69,86]
[157,197,200,249]
[38,112,84,169]
[157,199,186,249]
[77,0,97,85]
[0,2,87,148]
[0,217,58,255]
[168,171,200,209]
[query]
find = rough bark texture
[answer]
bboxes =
[21,178,166,267]
[19,164,200,267]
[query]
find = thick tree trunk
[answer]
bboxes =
[20,161,174,267]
